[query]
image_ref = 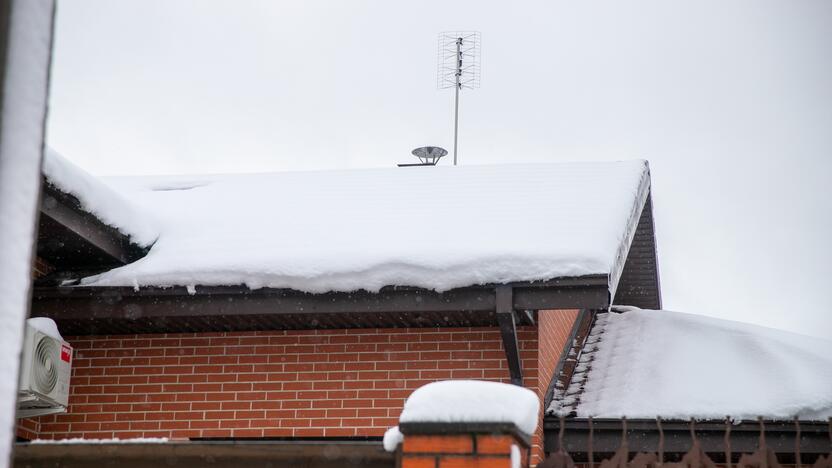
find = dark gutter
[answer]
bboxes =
[31,276,611,335]
[543,418,832,464]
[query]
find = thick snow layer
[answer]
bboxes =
[79,160,647,293]
[398,380,540,435]
[551,309,832,420]
[27,318,62,340]
[382,426,402,452]
[31,438,168,444]
[0,1,55,466]
[42,148,158,247]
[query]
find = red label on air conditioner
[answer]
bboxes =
[60,345,71,363]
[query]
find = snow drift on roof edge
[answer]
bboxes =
[42,148,158,246]
[78,160,649,293]
[550,309,832,421]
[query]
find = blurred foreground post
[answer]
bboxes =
[0,0,56,466]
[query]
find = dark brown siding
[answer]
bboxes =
[613,193,661,309]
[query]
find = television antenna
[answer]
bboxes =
[437,31,480,166]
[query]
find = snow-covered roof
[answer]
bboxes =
[548,309,832,421]
[42,149,158,247]
[63,159,650,294]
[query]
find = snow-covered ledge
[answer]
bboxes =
[386,380,539,468]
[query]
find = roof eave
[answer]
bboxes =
[31,275,611,335]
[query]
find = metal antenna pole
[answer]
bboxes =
[453,37,462,166]
[438,31,480,166]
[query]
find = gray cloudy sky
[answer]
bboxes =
[46,0,831,337]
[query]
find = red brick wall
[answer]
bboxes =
[17,418,39,441]
[29,327,537,440]
[22,311,578,466]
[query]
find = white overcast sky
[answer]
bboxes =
[46,0,831,337]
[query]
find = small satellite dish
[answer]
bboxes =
[398,146,448,167]
[412,146,447,164]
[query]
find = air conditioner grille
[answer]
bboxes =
[34,336,58,394]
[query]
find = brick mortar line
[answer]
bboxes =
[72,373,504,384]
[110,353,514,358]
[76,351,507,359]
[73,366,515,375]
[57,413,399,419]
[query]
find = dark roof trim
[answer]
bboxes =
[543,418,832,464]
[38,181,148,269]
[611,191,662,309]
[31,276,610,335]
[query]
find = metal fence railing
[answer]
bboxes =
[542,417,832,468]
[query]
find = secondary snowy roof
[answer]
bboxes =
[42,149,158,247]
[50,156,649,294]
[548,309,832,421]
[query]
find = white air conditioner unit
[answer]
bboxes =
[17,322,72,418]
